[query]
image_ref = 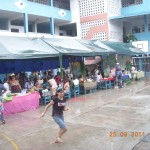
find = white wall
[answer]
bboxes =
[104,0,108,13]
[132,41,149,52]
[10,25,24,33]
[107,0,121,17]
[109,20,123,42]
[70,0,81,39]
[55,26,60,35]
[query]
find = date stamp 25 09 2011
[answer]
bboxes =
[109,132,145,138]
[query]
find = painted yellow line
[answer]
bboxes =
[0,132,19,150]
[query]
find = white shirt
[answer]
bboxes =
[94,69,99,77]
[73,79,79,86]
[49,78,57,89]
[3,82,10,98]
[87,78,92,82]
[3,82,10,91]
[131,66,135,73]
[42,89,49,96]
[24,81,33,89]
[96,75,102,82]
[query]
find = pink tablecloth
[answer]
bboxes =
[3,92,40,116]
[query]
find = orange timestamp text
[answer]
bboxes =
[109,131,145,138]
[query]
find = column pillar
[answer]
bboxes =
[50,17,54,35]
[50,0,53,6]
[34,23,37,33]
[139,58,142,71]
[24,13,28,33]
[144,15,148,32]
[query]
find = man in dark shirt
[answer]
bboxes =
[41,87,69,143]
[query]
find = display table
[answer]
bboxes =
[101,77,115,89]
[80,81,97,94]
[101,77,115,81]
[136,71,144,80]
[3,92,40,116]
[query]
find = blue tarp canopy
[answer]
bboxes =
[0,57,69,74]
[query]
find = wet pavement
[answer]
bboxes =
[0,79,150,150]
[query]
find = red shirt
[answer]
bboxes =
[55,75,61,85]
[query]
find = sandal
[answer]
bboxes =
[0,120,6,125]
[55,137,63,143]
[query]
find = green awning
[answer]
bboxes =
[0,36,59,59]
[42,38,93,56]
[76,39,116,55]
[101,41,144,55]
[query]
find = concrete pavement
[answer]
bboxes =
[0,79,150,150]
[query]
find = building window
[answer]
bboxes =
[141,25,144,32]
[122,0,143,8]
[28,0,49,5]
[148,24,150,31]
[11,28,19,32]
[59,33,64,36]
[132,26,140,34]
[53,0,70,10]
[129,0,135,4]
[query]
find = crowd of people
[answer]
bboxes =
[0,70,84,100]
[0,61,137,98]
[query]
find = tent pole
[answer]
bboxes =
[59,53,63,79]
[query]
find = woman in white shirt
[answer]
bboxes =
[131,65,136,80]
[63,78,70,93]
[96,72,102,83]
[48,76,58,96]
[73,76,79,86]
[3,78,11,98]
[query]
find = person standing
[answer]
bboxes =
[3,78,10,98]
[73,76,79,86]
[40,87,69,143]
[55,72,61,86]
[0,83,7,125]
[131,65,136,81]
[110,66,116,78]
[115,62,122,88]
[9,73,22,93]
[94,66,99,80]
[48,76,58,97]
